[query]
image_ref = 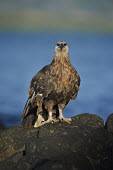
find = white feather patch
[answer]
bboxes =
[37,94,43,96]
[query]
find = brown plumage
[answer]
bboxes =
[22,41,80,128]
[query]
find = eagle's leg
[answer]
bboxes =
[34,113,44,128]
[58,104,72,123]
[41,112,55,125]
[41,101,58,125]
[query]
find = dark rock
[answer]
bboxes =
[0,126,38,162]
[0,113,113,170]
[105,113,113,132]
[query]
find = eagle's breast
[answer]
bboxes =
[50,56,78,97]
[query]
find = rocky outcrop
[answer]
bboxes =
[0,113,113,170]
[105,113,113,132]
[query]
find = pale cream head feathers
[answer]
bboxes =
[54,41,69,58]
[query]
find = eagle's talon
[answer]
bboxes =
[59,118,72,123]
[41,118,57,125]
[60,118,63,122]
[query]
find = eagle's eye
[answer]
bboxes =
[57,43,60,46]
[64,43,67,46]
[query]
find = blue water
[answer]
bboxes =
[0,32,113,127]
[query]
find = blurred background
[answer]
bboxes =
[0,0,113,128]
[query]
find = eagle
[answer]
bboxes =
[22,41,80,128]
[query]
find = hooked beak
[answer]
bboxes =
[59,43,64,51]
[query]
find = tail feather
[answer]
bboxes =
[22,114,35,128]
[21,96,37,128]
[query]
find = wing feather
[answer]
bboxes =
[72,71,80,100]
[21,64,53,123]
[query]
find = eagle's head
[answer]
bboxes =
[54,41,69,58]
